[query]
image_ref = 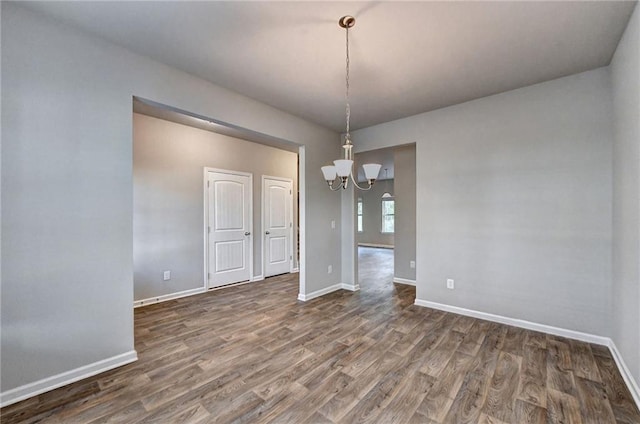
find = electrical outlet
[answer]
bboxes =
[331,220,336,229]
[410,260,416,269]
[328,265,333,274]
[446,279,454,289]
[163,270,171,281]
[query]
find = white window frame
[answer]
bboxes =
[357,198,363,233]
[381,195,395,234]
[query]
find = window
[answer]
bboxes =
[357,198,363,232]
[381,193,394,233]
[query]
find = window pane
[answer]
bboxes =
[383,200,394,215]
[381,199,395,233]
[382,216,394,233]
[357,216,363,232]
[357,201,363,215]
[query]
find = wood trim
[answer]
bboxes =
[0,351,138,408]
[393,277,416,286]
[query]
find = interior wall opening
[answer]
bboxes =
[353,143,416,295]
[132,97,304,309]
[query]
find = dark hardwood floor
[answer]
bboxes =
[2,248,639,423]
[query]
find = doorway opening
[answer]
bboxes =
[354,148,395,293]
[353,144,416,294]
[133,97,303,307]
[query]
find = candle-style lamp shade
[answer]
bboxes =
[362,163,382,181]
[333,160,353,177]
[321,165,337,181]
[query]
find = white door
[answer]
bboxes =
[263,177,293,277]
[207,170,252,288]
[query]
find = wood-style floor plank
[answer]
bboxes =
[594,353,640,424]
[1,247,638,423]
[547,388,584,424]
[517,345,547,408]
[481,351,522,422]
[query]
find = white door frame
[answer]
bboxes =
[261,175,294,278]
[203,167,253,289]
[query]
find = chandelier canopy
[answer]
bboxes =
[321,16,381,191]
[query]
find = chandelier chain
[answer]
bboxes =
[320,16,380,192]
[345,25,350,137]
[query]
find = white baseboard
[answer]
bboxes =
[358,243,394,249]
[208,280,253,292]
[298,283,342,302]
[341,283,360,291]
[297,282,363,301]
[413,298,610,346]
[608,339,640,409]
[136,278,270,307]
[0,350,138,408]
[134,287,206,308]
[414,298,640,411]
[393,277,416,286]
[291,268,300,273]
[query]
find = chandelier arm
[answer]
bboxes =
[349,172,373,191]
[327,177,345,191]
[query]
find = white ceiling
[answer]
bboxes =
[22,1,636,132]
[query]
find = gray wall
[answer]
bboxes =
[134,113,297,301]
[394,145,417,281]
[1,3,341,394]
[611,5,640,385]
[356,179,394,247]
[352,68,613,337]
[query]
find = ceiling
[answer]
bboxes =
[22,1,636,132]
[133,97,300,153]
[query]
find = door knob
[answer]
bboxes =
[265,231,270,235]
[245,232,251,236]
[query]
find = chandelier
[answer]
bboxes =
[321,16,381,191]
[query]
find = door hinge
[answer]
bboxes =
[290,189,292,195]
[207,180,210,187]
[290,255,292,260]
[290,222,292,228]
[208,272,211,280]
